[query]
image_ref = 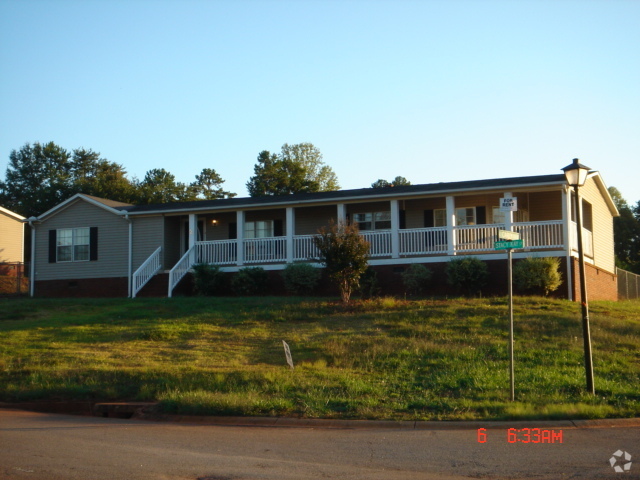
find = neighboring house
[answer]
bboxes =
[27,171,619,300]
[0,205,26,264]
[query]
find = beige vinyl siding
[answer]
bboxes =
[0,211,24,263]
[202,212,236,241]
[35,200,128,280]
[579,177,615,273]
[403,198,445,229]
[295,205,339,235]
[132,216,164,270]
[527,191,562,221]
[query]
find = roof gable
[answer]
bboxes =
[34,193,130,221]
[0,205,25,221]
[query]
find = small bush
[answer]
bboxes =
[192,263,225,296]
[282,263,321,295]
[359,267,380,299]
[513,257,562,296]
[231,267,269,296]
[401,264,432,296]
[446,257,489,296]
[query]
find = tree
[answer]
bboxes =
[190,168,236,200]
[247,143,339,196]
[313,220,369,304]
[135,168,189,204]
[371,176,411,188]
[0,142,73,217]
[70,148,136,203]
[609,187,640,273]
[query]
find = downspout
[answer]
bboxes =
[125,213,132,298]
[27,218,36,297]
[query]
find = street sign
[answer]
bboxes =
[499,230,520,241]
[495,239,524,250]
[500,197,518,212]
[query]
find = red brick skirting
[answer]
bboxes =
[569,258,618,302]
[35,277,129,298]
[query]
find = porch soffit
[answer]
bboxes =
[123,174,568,217]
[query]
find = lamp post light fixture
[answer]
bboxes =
[562,158,595,395]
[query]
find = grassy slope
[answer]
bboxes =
[0,296,638,421]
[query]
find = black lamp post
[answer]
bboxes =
[562,158,595,395]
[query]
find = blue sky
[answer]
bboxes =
[1,0,639,203]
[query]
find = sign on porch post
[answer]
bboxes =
[500,197,518,212]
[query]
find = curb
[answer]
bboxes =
[2,402,640,430]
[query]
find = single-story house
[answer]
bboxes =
[0,205,26,267]
[26,169,619,300]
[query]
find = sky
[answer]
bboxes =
[1,0,639,203]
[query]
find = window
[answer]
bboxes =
[58,228,90,262]
[245,220,274,238]
[456,207,476,226]
[434,209,447,227]
[354,212,391,231]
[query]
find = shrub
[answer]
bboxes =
[282,263,321,295]
[231,267,269,296]
[192,263,225,296]
[446,257,489,296]
[359,267,380,299]
[513,257,563,296]
[401,264,432,296]
[313,220,369,304]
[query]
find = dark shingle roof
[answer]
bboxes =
[121,174,566,215]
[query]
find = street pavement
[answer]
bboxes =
[1,409,639,479]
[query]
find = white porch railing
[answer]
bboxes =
[570,221,594,257]
[399,227,448,255]
[191,220,572,268]
[244,237,287,264]
[132,246,162,298]
[360,231,392,257]
[197,240,237,265]
[513,221,564,249]
[168,245,196,298]
[454,224,503,253]
[294,235,319,261]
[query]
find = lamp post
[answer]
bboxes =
[562,158,595,395]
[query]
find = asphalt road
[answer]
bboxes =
[1,409,638,480]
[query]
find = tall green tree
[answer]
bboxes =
[190,168,236,200]
[247,143,339,196]
[609,186,640,273]
[70,148,136,203]
[135,168,189,204]
[371,176,412,188]
[0,142,73,217]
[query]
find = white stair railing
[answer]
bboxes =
[168,245,196,298]
[132,246,162,298]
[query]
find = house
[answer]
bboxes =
[27,170,619,300]
[0,206,26,277]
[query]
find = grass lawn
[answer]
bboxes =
[0,295,638,421]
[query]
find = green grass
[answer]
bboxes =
[0,295,639,421]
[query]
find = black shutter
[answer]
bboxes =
[476,207,486,225]
[229,222,237,239]
[89,227,98,261]
[48,230,57,263]
[399,210,406,229]
[274,219,284,237]
[424,210,434,228]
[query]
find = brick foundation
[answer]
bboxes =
[569,258,618,302]
[35,277,129,298]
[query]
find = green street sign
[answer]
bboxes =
[495,239,524,250]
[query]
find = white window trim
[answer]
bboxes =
[57,227,90,263]
[354,211,391,231]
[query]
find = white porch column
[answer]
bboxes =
[446,195,456,255]
[337,204,347,224]
[562,187,574,300]
[286,207,295,263]
[390,199,400,258]
[236,210,245,266]
[188,214,197,249]
[504,192,513,230]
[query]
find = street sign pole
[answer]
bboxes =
[508,247,515,402]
